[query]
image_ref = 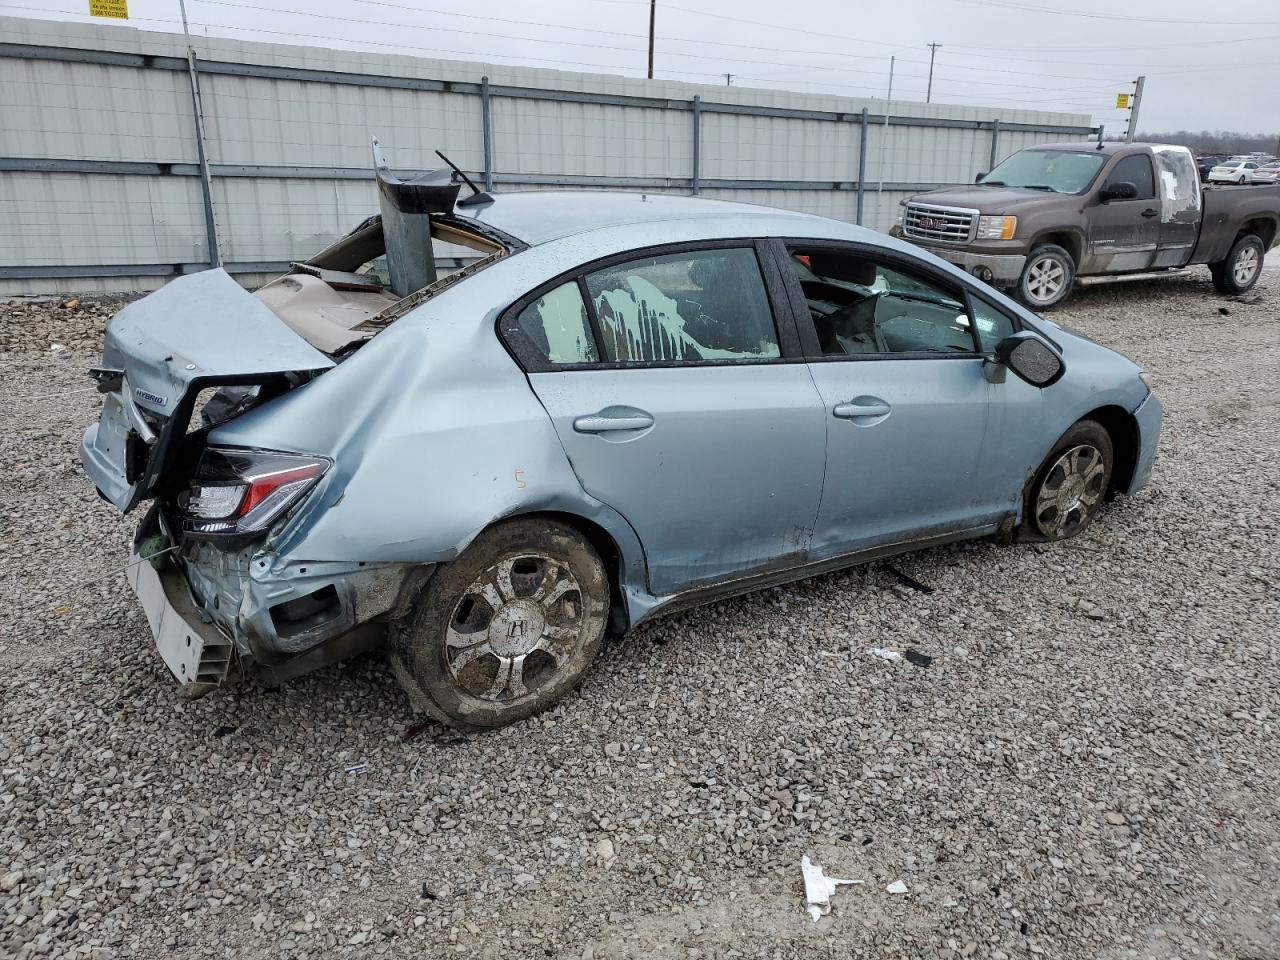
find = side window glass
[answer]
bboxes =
[1104,155,1155,200]
[584,248,780,363]
[969,296,1016,352]
[514,281,598,365]
[786,249,975,356]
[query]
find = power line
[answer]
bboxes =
[950,0,1280,26]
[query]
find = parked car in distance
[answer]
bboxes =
[892,142,1280,309]
[81,170,1162,729]
[1253,163,1280,183]
[1196,154,1228,181]
[1209,160,1260,183]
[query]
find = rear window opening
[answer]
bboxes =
[255,215,511,356]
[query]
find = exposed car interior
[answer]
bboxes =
[787,250,975,355]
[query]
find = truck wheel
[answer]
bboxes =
[1020,420,1113,542]
[1016,245,1075,310]
[1210,234,1264,295]
[391,518,609,730]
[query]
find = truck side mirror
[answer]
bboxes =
[1099,181,1138,202]
[993,332,1065,388]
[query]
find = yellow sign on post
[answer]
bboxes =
[1116,93,1131,109]
[88,0,128,18]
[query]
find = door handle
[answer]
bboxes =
[833,398,892,420]
[1140,208,1158,218]
[573,409,655,433]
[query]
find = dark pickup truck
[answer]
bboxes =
[890,142,1280,308]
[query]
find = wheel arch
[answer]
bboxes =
[494,509,637,633]
[1237,217,1277,251]
[1028,230,1084,268]
[1078,404,1139,498]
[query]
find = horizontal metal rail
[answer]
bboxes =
[0,157,964,194]
[0,258,478,280]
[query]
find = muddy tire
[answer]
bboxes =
[1020,420,1114,542]
[1015,244,1075,311]
[1210,234,1264,295]
[391,518,609,730]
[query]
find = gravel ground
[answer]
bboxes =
[2,267,1278,960]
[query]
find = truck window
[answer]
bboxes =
[1102,155,1155,201]
[978,150,1105,195]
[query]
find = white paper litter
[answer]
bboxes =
[885,879,909,895]
[801,855,863,921]
[867,647,903,662]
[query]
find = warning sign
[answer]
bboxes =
[1115,93,1130,109]
[88,0,128,18]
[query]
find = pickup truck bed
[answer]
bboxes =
[1193,183,1280,265]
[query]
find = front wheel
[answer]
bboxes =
[1015,244,1075,311]
[1021,421,1114,541]
[392,518,609,730]
[1210,234,1264,295]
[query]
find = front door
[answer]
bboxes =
[1085,152,1160,273]
[774,242,997,559]
[513,244,827,597]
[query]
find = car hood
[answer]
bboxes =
[909,185,1073,213]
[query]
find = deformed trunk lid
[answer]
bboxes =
[81,269,334,511]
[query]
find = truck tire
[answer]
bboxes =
[1015,244,1075,311]
[390,518,609,730]
[1210,234,1264,295]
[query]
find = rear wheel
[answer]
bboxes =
[391,518,609,730]
[1015,244,1075,310]
[1210,234,1264,295]
[1021,420,1113,541]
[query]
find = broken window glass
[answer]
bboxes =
[514,282,598,365]
[584,248,780,363]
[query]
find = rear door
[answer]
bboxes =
[772,241,999,560]
[502,242,827,597]
[80,269,334,510]
[1086,152,1160,273]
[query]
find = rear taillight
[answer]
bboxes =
[181,448,329,538]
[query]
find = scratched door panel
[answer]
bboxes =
[527,365,826,597]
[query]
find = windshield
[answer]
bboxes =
[979,149,1106,195]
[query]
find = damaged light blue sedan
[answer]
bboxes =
[81,161,1162,729]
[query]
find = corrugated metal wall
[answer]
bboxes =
[0,15,1096,294]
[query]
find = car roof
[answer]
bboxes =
[454,190,831,246]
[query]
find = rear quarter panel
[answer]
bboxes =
[1193,184,1280,263]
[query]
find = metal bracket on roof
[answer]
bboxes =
[371,137,461,296]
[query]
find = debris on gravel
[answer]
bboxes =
[1,266,1278,959]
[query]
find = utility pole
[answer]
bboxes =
[1125,75,1145,142]
[177,0,220,268]
[647,0,655,79]
[878,56,894,194]
[926,42,941,103]
[723,73,734,86]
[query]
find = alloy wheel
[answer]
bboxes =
[1026,256,1067,305]
[445,554,586,702]
[1033,444,1107,538]
[1233,245,1260,287]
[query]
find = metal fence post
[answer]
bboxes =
[480,75,494,191]
[184,50,220,268]
[856,108,868,225]
[691,95,701,196]
[988,118,1000,172]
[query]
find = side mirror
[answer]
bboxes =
[993,332,1065,388]
[1099,181,1137,202]
[974,171,986,184]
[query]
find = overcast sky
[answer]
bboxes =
[5,0,1276,134]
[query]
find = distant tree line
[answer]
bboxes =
[1138,130,1280,155]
